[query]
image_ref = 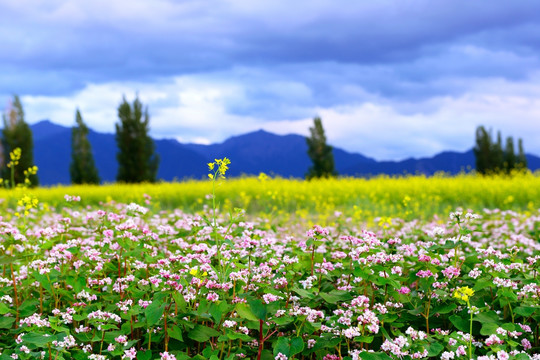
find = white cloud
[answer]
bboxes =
[17,70,540,161]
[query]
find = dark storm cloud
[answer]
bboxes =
[2,0,540,99]
[3,0,540,159]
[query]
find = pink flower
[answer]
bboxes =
[398,286,411,294]
[416,270,433,278]
[206,292,219,302]
[160,352,177,360]
[442,266,460,279]
[138,300,152,309]
[262,293,282,304]
[122,347,137,360]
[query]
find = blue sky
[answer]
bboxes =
[2,0,540,160]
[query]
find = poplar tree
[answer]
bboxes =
[474,126,528,174]
[306,116,337,179]
[115,95,159,183]
[504,136,516,173]
[1,95,38,186]
[492,131,504,173]
[473,126,493,175]
[516,138,527,170]
[70,109,100,184]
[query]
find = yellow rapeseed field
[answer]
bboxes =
[0,172,538,225]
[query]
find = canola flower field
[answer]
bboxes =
[0,172,539,224]
[0,169,539,359]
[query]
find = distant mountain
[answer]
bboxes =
[184,130,376,177]
[27,120,540,185]
[341,150,476,176]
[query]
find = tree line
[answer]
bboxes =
[0,95,531,186]
[1,94,159,187]
[304,122,530,178]
[473,125,527,175]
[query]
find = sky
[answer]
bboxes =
[2,0,540,160]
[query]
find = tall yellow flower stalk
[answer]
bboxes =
[454,286,475,359]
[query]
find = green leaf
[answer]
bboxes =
[172,292,187,312]
[22,333,55,346]
[210,301,230,324]
[514,353,532,360]
[473,280,492,291]
[427,342,444,357]
[354,335,374,343]
[169,324,183,341]
[248,299,267,320]
[290,337,304,356]
[359,352,393,360]
[0,256,14,265]
[501,323,515,332]
[0,317,15,329]
[480,323,499,336]
[188,324,221,342]
[71,350,89,360]
[0,302,10,315]
[19,299,40,317]
[514,306,537,317]
[235,303,259,322]
[291,287,314,299]
[474,311,499,323]
[433,302,457,314]
[498,288,517,301]
[225,332,252,341]
[274,337,290,357]
[449,314,469,332]
[136,350,152,360]
[145,300,165,327]
[273,337,304,357]
[50,322,70,333]
[319,290,352,304]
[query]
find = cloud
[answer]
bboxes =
[16,70,540,161]
[2,0,540,161]
[2,0,540,96]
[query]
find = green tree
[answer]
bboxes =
[516,138,527,171]
[474,126,528,175]
[504,136,516,173]
[306,116,337,179]
[1,95,38,187]
[473,126,493,175]
[70,109,100,184]
[115,95,159,183]
[492,131,504,172]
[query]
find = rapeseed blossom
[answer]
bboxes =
[208,157,231,179]
[453,286,475,302]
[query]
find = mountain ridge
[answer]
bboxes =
[25,120,540,185]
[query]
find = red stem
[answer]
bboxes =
[257,319,264,360]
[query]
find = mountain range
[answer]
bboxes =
[28,120,540,186]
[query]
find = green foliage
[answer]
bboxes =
[306,116,337,179]
[0,176,539,358]
[115,95,159,183]
[517,138,527,170]
[70,109,100,184]
[1,95,38,187]
[474,125,527,175]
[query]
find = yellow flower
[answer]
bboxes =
[208,157,231,180]
[189,268,198,276]
[454,286,475,302]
